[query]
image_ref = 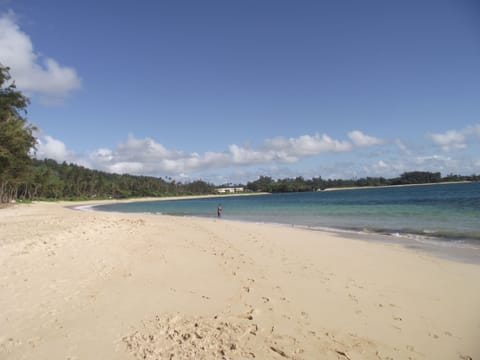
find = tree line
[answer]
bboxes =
[0,66,36,203]
[245,172,479,193]
[21,158,216,200]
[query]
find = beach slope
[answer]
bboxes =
[0,202,479,359]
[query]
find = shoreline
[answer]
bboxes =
[322,180,471,191]
[78,194,480,266]
[60,191,270,209]
[1,201,479,359]
[325,225,480,265]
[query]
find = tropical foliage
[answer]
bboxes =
[24,159,215,200]
[0,66,37,203]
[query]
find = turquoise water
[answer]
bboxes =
[94,182,480,250]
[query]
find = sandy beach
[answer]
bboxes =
[0,201,479,360]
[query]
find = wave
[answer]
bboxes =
[73,204,96,211]
[368,227,480,242]
[325,225,480,250]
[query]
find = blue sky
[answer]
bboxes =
[1,1,479,184]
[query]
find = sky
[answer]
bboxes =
[0,0,479,184]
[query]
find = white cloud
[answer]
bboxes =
[31,126,480,184]
[35,134,90,168]
[377,160,388,168]
[89,134,229,175]
[429,124,480,151]
[0,12,81,98]
[35,135,72,162]
[347,130,383,147]
[94,148,114,161]
[229,144,275,164]
[264,133,353,159]
[109,162,144,174]
[415,154,453,164]
[429,129,466,151]
[86,131,380,176]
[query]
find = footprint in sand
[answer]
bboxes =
[242,309,255,320]
[348,293,358,303]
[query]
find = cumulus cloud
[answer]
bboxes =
[347,130,383,147]
[109,162,144,175]
[260,133,356,166]
[35,135,89,167]
[0,12,81,98]
[35,135,73,162]
[31,126,480,182]
[89,134,230,175]
[429,124,480,151]
[86,131,381,176]
[429,130,466,151]
[264,133,352,158]
[33,129,384,179]
[228,144,276,164]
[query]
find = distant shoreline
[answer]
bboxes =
[65,191,269,209]
[322,180,471,191]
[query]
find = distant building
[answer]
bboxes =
[215,187,244,194]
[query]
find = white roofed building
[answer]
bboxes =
[215,187,244,194]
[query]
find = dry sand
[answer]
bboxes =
[0,201,479,359]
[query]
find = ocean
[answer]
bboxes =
[93,182,480,263]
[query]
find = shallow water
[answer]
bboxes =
[94,182,480,263]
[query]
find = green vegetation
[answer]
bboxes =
[246,172,479,193]
[0,66,37,203]
[25,158,215,200]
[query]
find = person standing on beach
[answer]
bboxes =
[217,204,223,218]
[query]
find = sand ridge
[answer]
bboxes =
[0,201,479,359]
